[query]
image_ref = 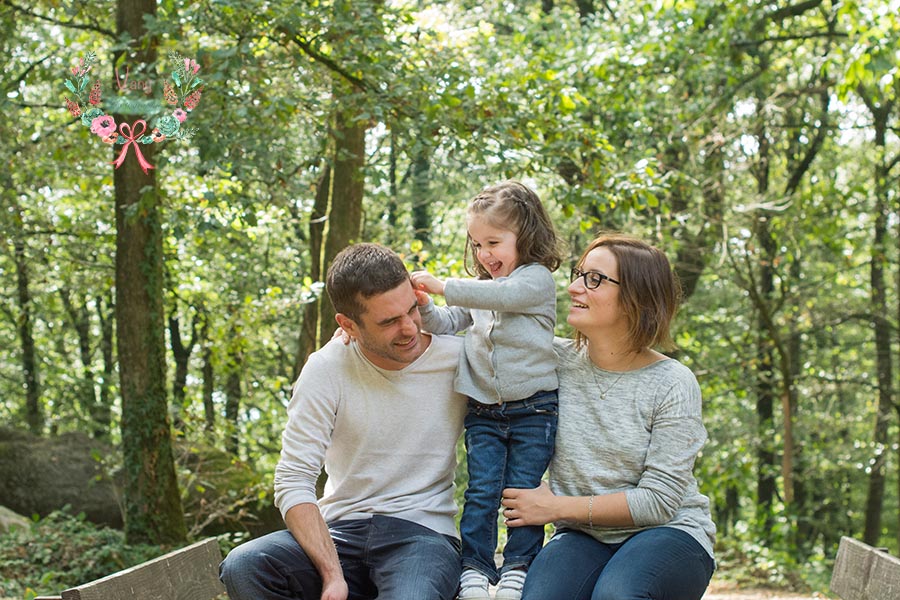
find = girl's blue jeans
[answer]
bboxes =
[219,516,461,599]
[460,390,558,583]
[521,526,715,600]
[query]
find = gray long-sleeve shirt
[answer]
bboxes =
[549,338,716,560]
[418,263,558,404]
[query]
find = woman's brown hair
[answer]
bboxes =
[573,233,682,353]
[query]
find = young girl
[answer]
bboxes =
[411,180,563,600]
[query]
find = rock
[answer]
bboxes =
[0,427,281,536]
[0,427,122,527]
[0,505,30,534]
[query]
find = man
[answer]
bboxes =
[220,243,466,600]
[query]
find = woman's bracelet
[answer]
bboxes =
[588,494,594,528]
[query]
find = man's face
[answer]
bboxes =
[337,280,427,370]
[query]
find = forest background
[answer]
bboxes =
[1,0,899,597]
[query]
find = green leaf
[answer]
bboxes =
[64,80,77,93]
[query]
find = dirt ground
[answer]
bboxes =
[702,580,827,599]
[3,583,830,600]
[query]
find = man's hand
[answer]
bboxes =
[320,577,350,600]
[285,504,348,600]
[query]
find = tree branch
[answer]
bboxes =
[732,31,848,49]
[1,0,115,37]
[784,89,829,196]
[277,25,368,93]
[2,52,53,95]
[768,0,825,22]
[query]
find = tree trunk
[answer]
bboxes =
[788,279,806,553]
[317,106,366,344]
[96,292,115,438]
[752,109,777,539]
[863,101,894,546]
[115,0,185,545]
[386,130,399,228]
[411,149,431,246]
[664,137,724,302]
[224,333,243,456]
[60,289,101,437]
[168,312,196,433]
[294,163,330,378]
[12,212,41,434]
[199,309,215,433]
[896,159,900,554]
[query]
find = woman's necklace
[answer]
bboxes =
[590,353,639,400]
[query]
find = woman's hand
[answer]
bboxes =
[411,270,446,295]
[501,481,558,527]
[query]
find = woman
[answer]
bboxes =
[500,233,716,600]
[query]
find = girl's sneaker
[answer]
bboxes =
[457,568,491,600]
[495,568,527,600]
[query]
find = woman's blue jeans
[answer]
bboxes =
[219,516,461,599]
[521,527,715,600]
[460,391,558,583]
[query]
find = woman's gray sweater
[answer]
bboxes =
[549,338,716,560]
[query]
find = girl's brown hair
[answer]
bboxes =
[464,180,563,279]
[574,233,682,353]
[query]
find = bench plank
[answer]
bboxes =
[57,538,226,600]
[866,550,900,599]
[831,536,900,600]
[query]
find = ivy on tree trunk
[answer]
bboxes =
[115,0,186,545]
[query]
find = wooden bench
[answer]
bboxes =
[831,536,900,599]
[31,534,897,599]
[34,537,227,600]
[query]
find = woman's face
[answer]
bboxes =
[566,246,622,333]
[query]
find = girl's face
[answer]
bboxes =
[467,215,519,279]
[567,246,622,333]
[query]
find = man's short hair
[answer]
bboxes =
[326,243,411,322]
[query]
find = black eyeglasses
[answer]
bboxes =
[570,267,620,289]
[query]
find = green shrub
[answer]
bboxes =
[0,508,164,599]
[712,532,832,593]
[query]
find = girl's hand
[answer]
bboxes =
[411,270,446,295]
[414,289,431,307]
[501,481,557,527]
[331,327,351,345]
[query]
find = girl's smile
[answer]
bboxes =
[467,217,519,279]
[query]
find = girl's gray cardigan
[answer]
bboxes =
[418,262,558,404]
